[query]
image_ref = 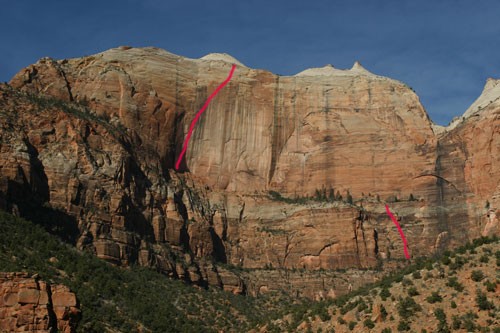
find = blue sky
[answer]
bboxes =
[1,0,499,125]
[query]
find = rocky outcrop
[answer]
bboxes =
[0,85,244,293]
[1,46,498,299]
[0,272,79,332]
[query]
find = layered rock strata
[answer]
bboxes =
[0,46,497,299]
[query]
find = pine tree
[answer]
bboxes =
[347,191,353,205]
[315,189,321,201]
[329,187,335,202]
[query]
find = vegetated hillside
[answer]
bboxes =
[0,209,498,333]
[0,211,294,333]
[260,237,500,332]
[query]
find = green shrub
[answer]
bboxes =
[484,280,496,292]
[357,300,368,312]
[426,291,442,303]
[437,322,450,333]
[461,311,478,331]
[471,270,485,282]
[449,256,466,270]
[450,300,457,308]
[441,256,451,265]
[346,192,353,205]
[407,287,419,296]
[434,308,450,333]
[434,307,446,322]
[363,318,375,329]
[380,287,391,300]
[424,260,434,271]
[381,328,392,333]
[402,278,413,287]
[446,277,464,292]
[476,289,494,310]
[268,190,309,204]
[397,296,422,318]
[348,321,356,330]
[319,308,331,321]
[451,315,461,330]
[479,254,489,263]
[412,271,422,279]
[380,304,388,320]
[397,320,410,331]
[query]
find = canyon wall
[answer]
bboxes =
[1,46,498,299]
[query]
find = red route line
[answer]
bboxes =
[385,204,410,259]
[175,64,237,170]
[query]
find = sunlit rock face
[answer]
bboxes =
[3,46,498,298]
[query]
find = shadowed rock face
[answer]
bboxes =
[2,46,499,299]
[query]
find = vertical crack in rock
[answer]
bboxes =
[268,75,281,183]
[321,85,335,185]
[56,65,74,102]
[172,60,188,171]
[352,213,361,267]
[173,61,181,167]
[435,142,445,205]
[293,78,299,150]
[23,137,50,203]
[173,188,190,251]
[361,220,368,258]
[221,205,229,241]
[219,88,229,179]
[45,282,58,332]
[434,140,453,250]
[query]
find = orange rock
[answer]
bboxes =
[2,46,499,299]
[0,273,79,332]
[3,293,18,307]
[52,291,77,308]
[17,289,40,304]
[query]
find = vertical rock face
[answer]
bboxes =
[0,272,80,332]
[2,46,499,298]
[9,47,437,198]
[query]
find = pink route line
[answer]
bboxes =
[175,64,237,170]
[385,204,410,259]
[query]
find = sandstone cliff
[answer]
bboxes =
[0,272,79,333]
[1,46,498,299]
